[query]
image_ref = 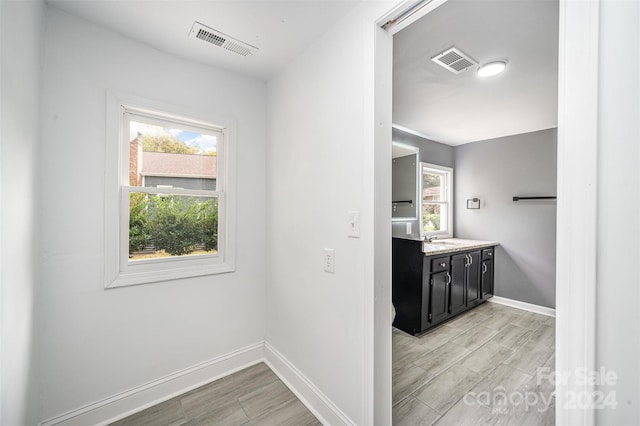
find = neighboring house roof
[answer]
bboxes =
[423,186,441,198]
[141,151,217,178]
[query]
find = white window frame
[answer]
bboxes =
[420,162,453,239]
[105,91,236,288]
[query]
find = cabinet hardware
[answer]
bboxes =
[468,254,473,266]
[482,264,487,274]
[488,252,492,257]
[428,313,432,321]
[446,272,451,285]
[440,262,446,267]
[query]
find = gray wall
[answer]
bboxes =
[454,128,557,308]
[392,128,454,239]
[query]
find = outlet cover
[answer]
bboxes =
[323,248,335,273]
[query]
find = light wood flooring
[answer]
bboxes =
[113,302,553,426]
[111,362,320,426]
[393,301,556,426]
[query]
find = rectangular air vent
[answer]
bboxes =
[189,22,258,57]
[431,47,477,74]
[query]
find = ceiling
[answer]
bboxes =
[47,0,361,81]
[393,0,559,146]
[47,0,558,144]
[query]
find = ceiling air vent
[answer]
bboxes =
[431,47,477,74]
[189,22,258,57]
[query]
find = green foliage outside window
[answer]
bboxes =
[128,193,218,257]
[129,192,150,254]
[422,204,442,232]
[423,213,441,231]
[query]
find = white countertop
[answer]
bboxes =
[422,238,499,255]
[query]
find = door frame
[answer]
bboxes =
[373,1,599,424]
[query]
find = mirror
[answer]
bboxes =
[392,143,419,220]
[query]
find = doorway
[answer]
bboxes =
[373,0,600,424]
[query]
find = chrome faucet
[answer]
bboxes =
[424,234,437,243]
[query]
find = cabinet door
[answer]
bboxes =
[430,271,450,324]
[466,251,482,307]
[482,259,494,298]
[450,253,467,315]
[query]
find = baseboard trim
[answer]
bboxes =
[40,342,265,426]
[263,342,354,426]
[489,296,556,317]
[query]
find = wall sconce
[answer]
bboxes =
[467,198,480,209]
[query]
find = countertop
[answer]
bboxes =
[422,238,499,255]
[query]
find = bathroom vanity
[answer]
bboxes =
[392,238,498,335]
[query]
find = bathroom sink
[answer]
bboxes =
[427,241,458,246]
[422,239,463,253]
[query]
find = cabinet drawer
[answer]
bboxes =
[431,256,450,273]
[482,248,494,260]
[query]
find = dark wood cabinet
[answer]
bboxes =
[481,259,494,298]
[429,270,450,324]
[450,254,467,315]
[467,251,482,308]
[391,238,426,334]
[392,238,497,335]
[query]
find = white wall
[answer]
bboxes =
[454,129,557,309]
[265,2,398,424]
[39,7,266,419]
[595,0,640,423]
[0,1,44,424]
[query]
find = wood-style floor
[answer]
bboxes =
[111,362,320,426]
[393,301,556,425]
[113,302,554,426]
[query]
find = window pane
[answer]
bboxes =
[129,121,218,190]
[423,172,443,201]
[422,203,444,232]
[128,191,219,261]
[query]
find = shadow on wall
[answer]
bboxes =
[494,245,555,308]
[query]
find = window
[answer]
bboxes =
[105,92,236,287]
[421,163,453,238]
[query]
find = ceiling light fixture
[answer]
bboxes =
[477,61,507,77]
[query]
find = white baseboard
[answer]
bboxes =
[488,295,556,317]
[40,342,265,426]
[263,342,354,426]
[39,341,353,426]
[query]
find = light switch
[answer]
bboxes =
[324,248,335,273]
[348,211,360,238]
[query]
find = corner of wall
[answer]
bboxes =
[0,0,45,424]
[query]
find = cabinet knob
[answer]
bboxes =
[440,263,446,267]
[488,252,492,256]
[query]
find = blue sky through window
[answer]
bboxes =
[168,128,217,153]
[131,121,217,154]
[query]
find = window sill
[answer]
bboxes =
[105,261,235,289]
